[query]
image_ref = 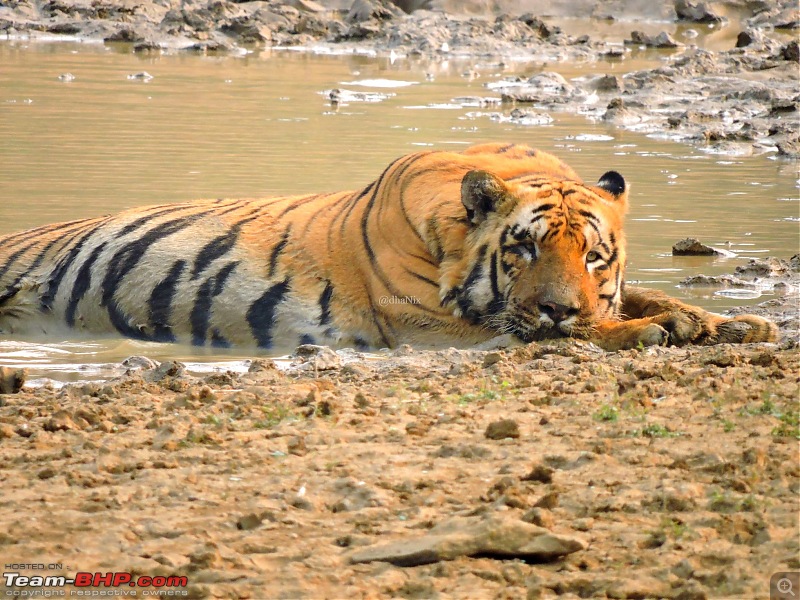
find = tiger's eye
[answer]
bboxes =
[586,251,600,262]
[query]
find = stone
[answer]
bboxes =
[675,0,725,24]
[485,419,520,440]
[348,515,585,566]
[672,237,718,256]
[0,368,26,394]
[521,464,554,484]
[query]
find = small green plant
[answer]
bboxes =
[740,494,762,512]
[456,387,503,405]
[708,489,739,513]
[772,411,800,439]
[204,414,222,426]
[721,419,736,433]
[253,404,291,429]
[640,423,679,438]
[662,517,688,540]
[593,403,619,422]
[740,402,773,417]
[758,398,777,414]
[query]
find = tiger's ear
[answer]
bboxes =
[461,170,509,225]
[596,171,627,201]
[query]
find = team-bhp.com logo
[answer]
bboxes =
[4,569,188,597]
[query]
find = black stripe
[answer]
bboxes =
[247,278,290,349]
[458,244,488,319]
[302,191,350,237]
[191,216,257,280]
[487,250,503,315]
[540,224,562,244]
[277,194,319,219]
[528,214,546,230]
[40,207,193,313]
[101,214,204,307]
[0,241,38,282]
[497,144,515,153]
[318,281,333,326]
[506,173,550,184]
[299,334,315,345]
[40,218,114,312]
[3,222,95,307]
[577,209,600,223]
[393,153,432,245]
[191,279,214,346]
[584,219,611,255]
[346,153,418,251]
[370,306,392,348]
[326,188,367,251]
[532,203,557,215]
[117,205,190,237]
[404,269,438,288]
[149,260,187,343]
[65,242,108,327]
[336,181,375,244]
[361,157,434,303]
[211,329,231,348]
[100,214,206,337]
[0,218,94,250]
[268,226,291,278]
[409,252,437,267]
[190,261,239,346]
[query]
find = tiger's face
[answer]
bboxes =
[448,168,629,342]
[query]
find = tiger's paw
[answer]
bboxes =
[703,314,779,345]
[639,310,778,347]
[591,320,669,352]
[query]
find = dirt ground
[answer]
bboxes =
[1,0,799,598]
[0,327,798,599]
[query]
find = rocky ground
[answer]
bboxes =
[1,0,799,156]
[0,260,798,599]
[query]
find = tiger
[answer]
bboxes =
[0,143,777,353]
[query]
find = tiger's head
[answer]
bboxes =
[443,167,629,342]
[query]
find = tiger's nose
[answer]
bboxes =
[539,301,580,323]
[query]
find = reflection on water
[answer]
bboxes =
[1,41,797,379]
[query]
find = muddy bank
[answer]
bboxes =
[1,0,799,155]
[0,332,798,598]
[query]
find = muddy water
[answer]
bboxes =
[1,41,797,383]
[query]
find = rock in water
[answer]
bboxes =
[0,367,26,394]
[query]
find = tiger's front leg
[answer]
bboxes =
[592,285,778,351]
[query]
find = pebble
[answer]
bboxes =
[484,419,520,440]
